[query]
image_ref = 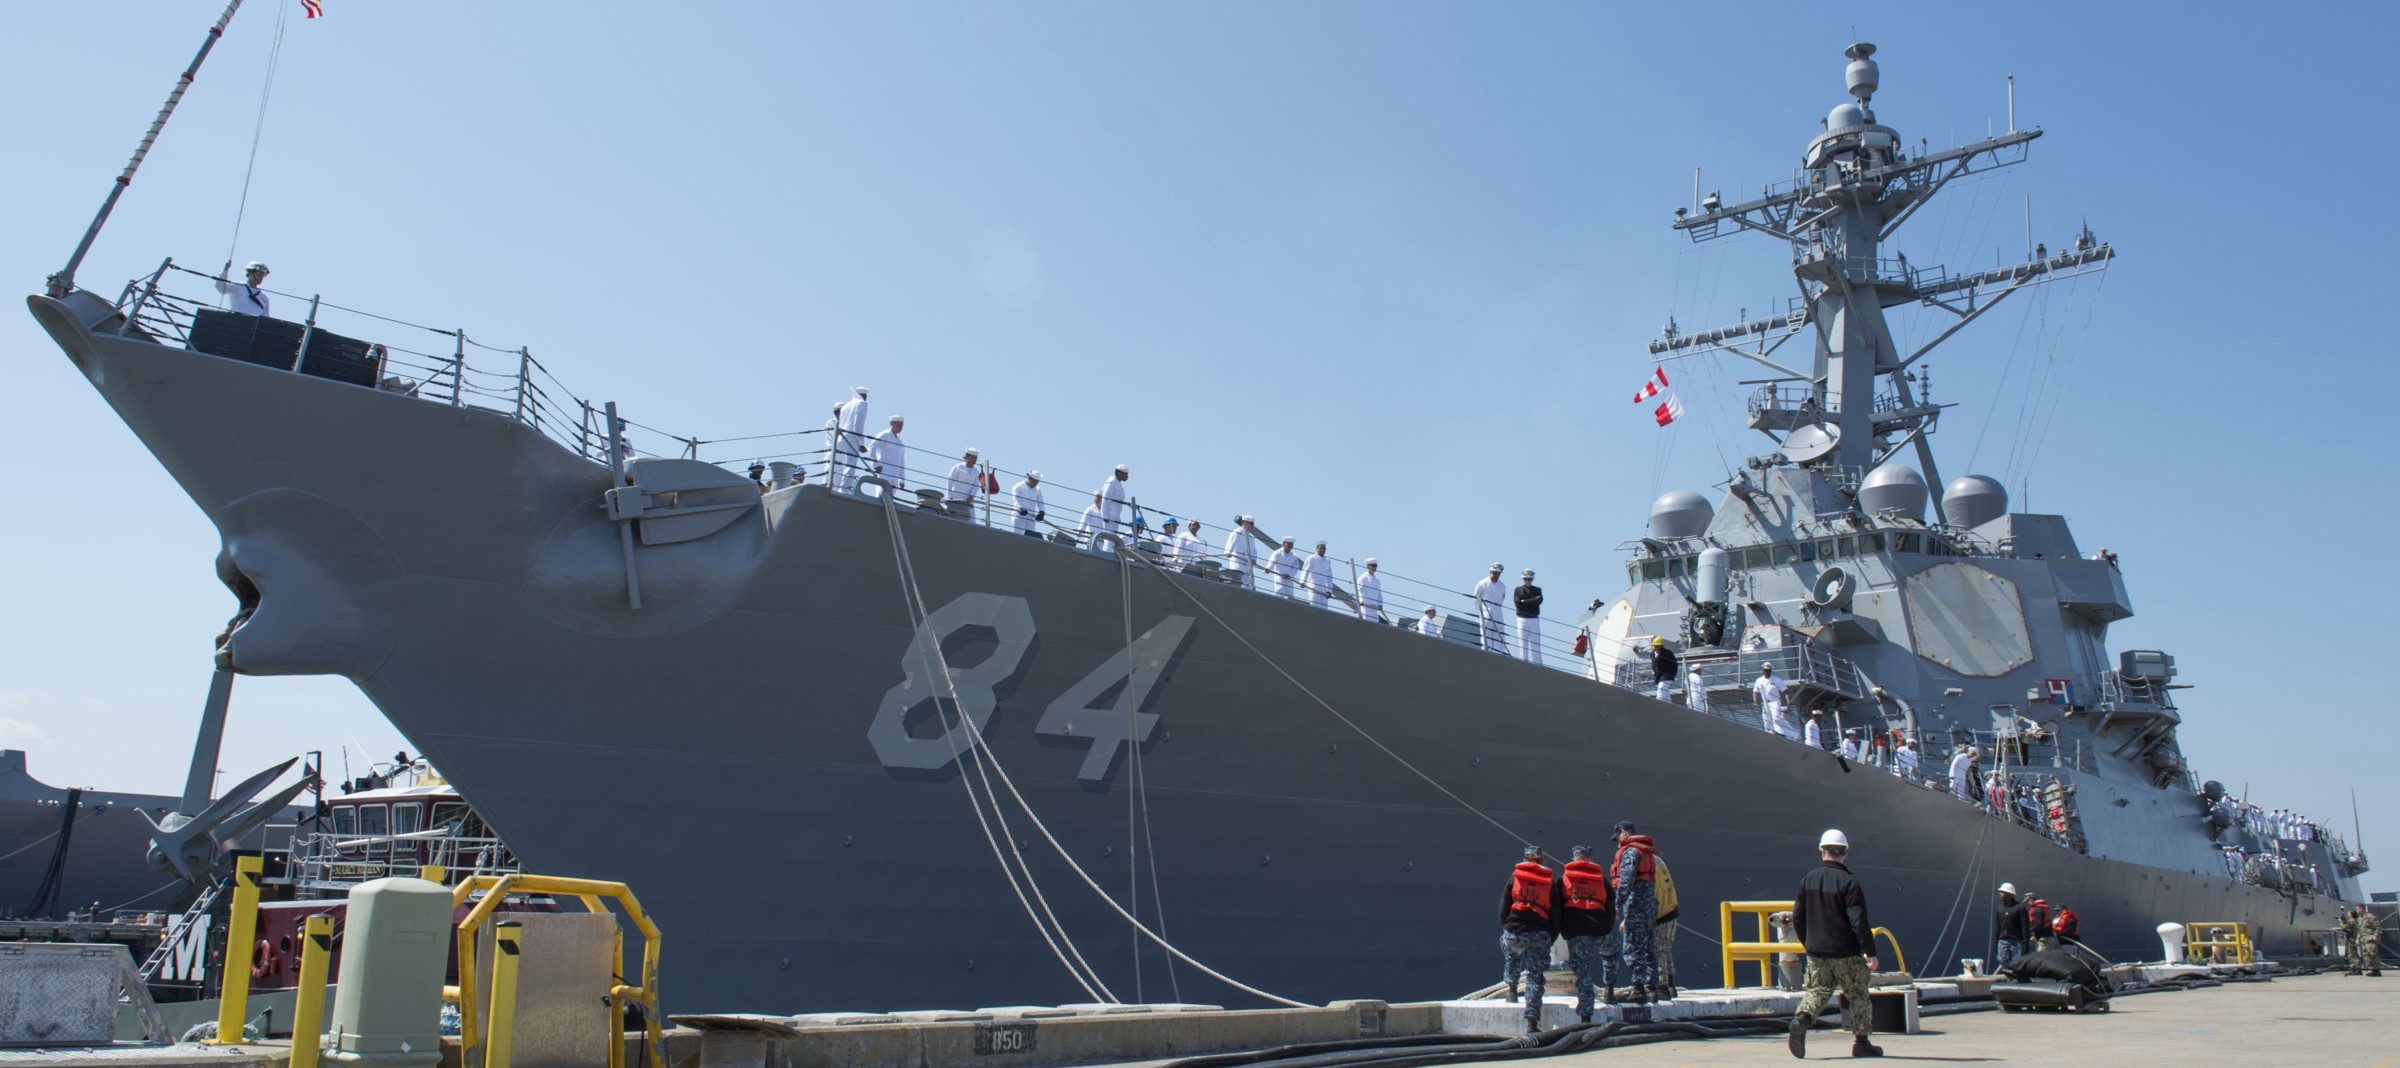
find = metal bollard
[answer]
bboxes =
[213,855,265,1044]
[290,914,336,1068]
[486,922,523,1068]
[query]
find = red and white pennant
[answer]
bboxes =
[1633,366,1668,402]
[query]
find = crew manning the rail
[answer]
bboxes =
[1476,564,1509,654]
[946,448,986,513]
[1101,465,1131,536]
[1754,665,1793,739]
[1789,829,1884,1059]
[1224,516,1262,590]
[1178,520,1210,571]
[1500,846,1563,1033]
[1651,638,1679,703]
[1514,570,1545,664]
[1611,822,1667,1003]
[869,414,905,489]
[1560,845,1615,1023]
[1009,471,1045,536]
[1304,542,1335,608]
[1270,538,1302,599]
[1357,558,1386,622]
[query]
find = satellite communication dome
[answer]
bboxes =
[1648,490,1714,540]
[1828,102,1867,131]
[1857,464,1928,521]
[1942,475,2009,529]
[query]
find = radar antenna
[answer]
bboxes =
[1649,44,2113,520]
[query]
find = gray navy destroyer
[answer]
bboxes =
[25,25,2367,1015]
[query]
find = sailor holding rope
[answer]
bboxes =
[1009,470,1045,536]
[215,260,270,316]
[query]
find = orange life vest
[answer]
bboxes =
[1613,837,1659,882]
[1508,862,1555,919]
[1561,860,1610,911]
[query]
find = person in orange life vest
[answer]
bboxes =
[1560,845,1617,1022]
[2051,906,2079,943]
[1612,821,1667,1002]
[2026,895,2053,952]
[1499,845,1563,1031]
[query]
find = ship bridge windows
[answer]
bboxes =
[331,805,356,836]
[1895,533,1920,554]
[1772,543,1799,566]
[1836,536,1855,557]
[392,803,422,837]
[357,804,387,837]
[1641,560,1666,580]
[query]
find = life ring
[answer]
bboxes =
[251,941,277,980]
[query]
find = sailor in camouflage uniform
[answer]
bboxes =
[1498,845,1563,1031]
[1558,845,1615,1022]
[1610,821,1664,1001]
[1788,829,1883,1059]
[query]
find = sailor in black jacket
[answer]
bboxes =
[1513,570,1545,665]
[1788,829,1883,1059]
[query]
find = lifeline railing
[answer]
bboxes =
[447,873,664,1068]
[2184,922,2254,965]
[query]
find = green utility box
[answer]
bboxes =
[326,878,451,1067]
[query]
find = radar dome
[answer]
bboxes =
[1857,464,1928,521]
[1828,102,1867,131]
[1843,42,1880,102]
[1648,490,1714,540]
[1942,475,2008,529]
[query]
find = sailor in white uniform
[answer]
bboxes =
[1803,709,1824,749]
[1222,516,1261,589]
[1301,541,1335,607]
[1010,470,1046,536]
[1751,665,1788,735]
[1473,564,1508,654]
[869,414,906,490]
[1356,558,1386,622]
[1078,492,1108,546]
[1269,538,1302,599]
[215,260,271,316]
[834,387,871,492]
[1949,746,1978,802]
[1101,465,1131,536]
[1158,519,1185,567]
[1177,521,1211,572]
[1418,605,1442,637]
[1838,729,1863,761]
[1895,740,1920,780]
[945,447,984,512]
[1686,665,1708,712]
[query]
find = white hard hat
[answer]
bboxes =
[1490,562,1504,572]
[1521,569,1534,578]
[1365,557,1377,565]
[1819,829,1849,849]
[1026,469,1041,479]
[1998,882,2017,895]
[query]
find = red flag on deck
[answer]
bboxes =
[1632,367,1668,403]
[301,0,323,17]
[1653,393,1685,427]
[984,470,1001,494]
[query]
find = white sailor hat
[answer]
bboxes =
[1115,463,1129,473]
[1521,569,1534,578]
[964,445,979,455]
[244,261,269,273]
[1315,540,1326,548]
[1240,514,1254,522]
[853,386,869,395]
[1490,562,1504,572]
[889,413,904,422]
[1365,557,1377,565]
[1026,469,1041,479]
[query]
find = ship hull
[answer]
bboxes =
[28,295,2348,1013]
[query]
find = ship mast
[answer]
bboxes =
[1650,43,2112,521]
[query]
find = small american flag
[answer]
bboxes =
[301,0,323,18]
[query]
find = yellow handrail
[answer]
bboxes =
[1871,926,1907,975]
[446,874,663,1068]
[1721,900,1801,989]
[210,856,265,1045]
[288,914,335,1068]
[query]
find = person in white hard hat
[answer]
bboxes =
[1100,465,1131,536]
[1475,564,1509,655]
[1302,541,1335,608]
[1010,470,1046,536]
[1993,883,2028,968]
[1789,829,1883,1059]
[1513,569,1544,664]
[1355,558,1385,623]
[1222,516,1261,590]
[215,260,271,316]
[869,414,907,490]
[1269,537,1302,599]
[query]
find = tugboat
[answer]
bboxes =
[24,16,2364,1014]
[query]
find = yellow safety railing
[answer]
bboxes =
[445,874,663,1068]
[288,914,335,1068]
[487,921,523,1068]
[1722,900,1800,988]
[2185,921,2254,964]
[210,856,265,1045]
[1721,900,1908,986]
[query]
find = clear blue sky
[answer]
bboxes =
[4,3,2394,890]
